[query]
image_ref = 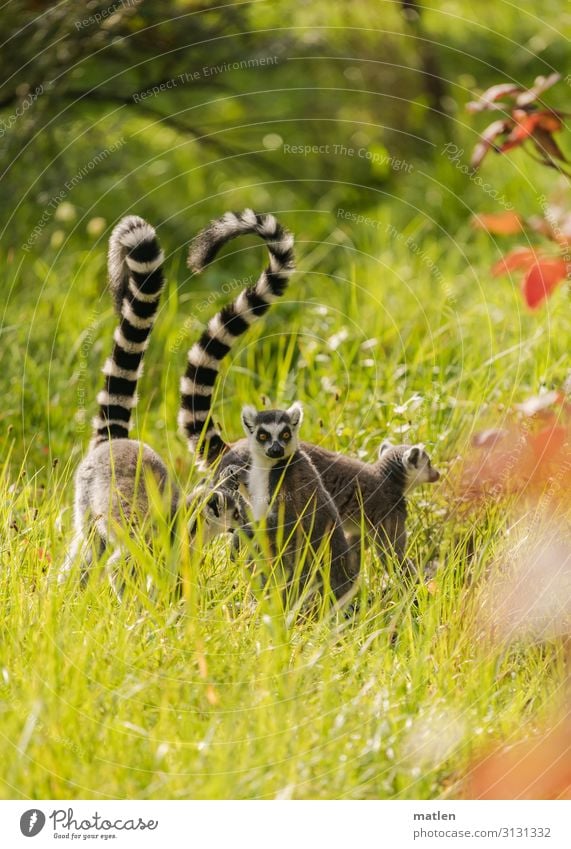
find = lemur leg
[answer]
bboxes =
[329,532,360,601]
[58,490,106,585]
[373,518,417,576]
[231,522,272,592]
[105,546,128,601]
[230,523,255,558]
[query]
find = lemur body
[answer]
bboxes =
[61,216,245,587]
[239,404,357,600]
[179,210,440,568]
[216,439,438,564]
[304,440,439,562]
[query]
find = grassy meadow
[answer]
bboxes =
[1,0,570,801]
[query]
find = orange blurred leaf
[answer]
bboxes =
[500,110,564,153]
[528,424,568,462]
[468,718,571,799]
[522,257,568,308]
[472,211,523,235]
[206,684,219,706]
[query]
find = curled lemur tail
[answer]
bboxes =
[91,215,165,448]
[179,209,295,464]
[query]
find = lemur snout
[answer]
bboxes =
[429,468,440,482]
[267,442,285,459]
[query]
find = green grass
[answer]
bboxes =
[1,191,570,800]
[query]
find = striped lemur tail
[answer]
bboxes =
[91,215,165,448]
[178,209,295,465]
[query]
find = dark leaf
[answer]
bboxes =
[530,126,568,164]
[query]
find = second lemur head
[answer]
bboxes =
[378,440,440,492]
[187,466,248,540]
[241,402,303,462]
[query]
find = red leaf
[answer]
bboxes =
[37,548,52,563]
[522,257,568,308]
[492,248,538,276]
[472,211,523,235]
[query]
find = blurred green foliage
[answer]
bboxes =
[2,0,570,250]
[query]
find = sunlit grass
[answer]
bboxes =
[1,198,570,799]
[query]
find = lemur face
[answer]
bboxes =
[380,440,440,489]
[187,475,248,541]
[241,402,303,462]
[203,488,247,533]
[402,445,440,488]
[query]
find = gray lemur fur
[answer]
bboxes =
[237,402,357,601]
[60,215,246,591]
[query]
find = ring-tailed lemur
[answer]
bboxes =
[178,210,440,569]
[60,215,246,588]
[306,439,440,567]
[239,402,357,601]
[219,437,439,570]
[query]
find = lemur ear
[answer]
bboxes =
[241,405,257,434]
[403,446,420,468]
[287,401,304,428]
[379,439,393,458]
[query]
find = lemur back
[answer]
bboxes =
[305,441,440,564]
[61,216,246,588]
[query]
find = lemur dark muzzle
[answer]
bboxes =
[267,443,285,458]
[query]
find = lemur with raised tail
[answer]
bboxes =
[178,209,354,598]
[60,215,246,588]
[179,209,440,569]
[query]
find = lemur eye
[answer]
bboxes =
[258,432,268,442]
[281,430,291,441]
[207,495,220,518]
